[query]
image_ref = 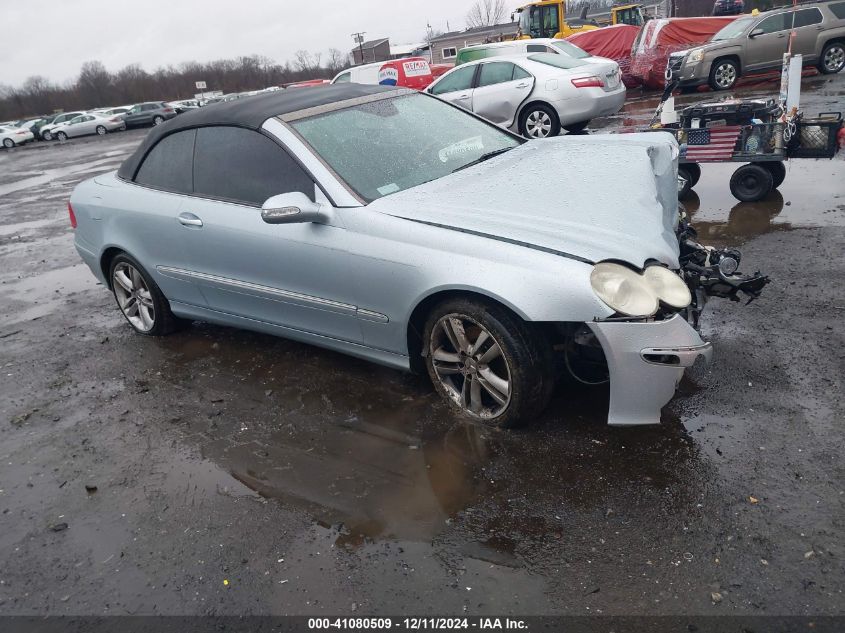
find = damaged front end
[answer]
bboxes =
[676,206,770,329]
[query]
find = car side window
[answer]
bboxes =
[193,126,314,206]
[831,2,845,18]
[755,13,789,34]
[430,65,477,94]
[135,129,196,194]
[793,8,823,27]
[478,62,517,87]
[526,44,545,53]
[334,72,351,83]
[513,65,532,80]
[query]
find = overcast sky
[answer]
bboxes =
[1,0,520,88]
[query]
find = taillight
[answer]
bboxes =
[68,201,77,229]
[571,76,604,88]
[16,130,26,135]
[162,108,173,113]
[109,117,120,122]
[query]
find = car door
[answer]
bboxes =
[790,8,825,61]
[745,12,790,71]
[470,61,534,127]
[119,129,208,307]
[427,64,478,110]
[75,115,97,136]
[174,126,362,343]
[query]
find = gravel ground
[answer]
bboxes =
[0,74,843,619]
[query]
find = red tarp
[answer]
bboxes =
[629,16,738,89]
[566,24,641,88]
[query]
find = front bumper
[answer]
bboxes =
[668,56,710,86]
[587,314,712,426]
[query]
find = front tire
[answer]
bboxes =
[709,58,739,91]
[730,163,773,202]
[423,298,553,428]
[56,131,67,141]
[110,253,182,336]
[819,41,845,74]
[519,104,561,139]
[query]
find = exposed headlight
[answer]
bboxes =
[643,265,692,309]
[687,48,704,64]
[590,262,659,317]
[590,263,691,316]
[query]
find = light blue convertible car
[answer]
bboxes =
[71,84,720,428]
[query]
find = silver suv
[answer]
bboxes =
[669,0,845,90]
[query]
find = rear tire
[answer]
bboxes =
[42,130,53,141]
[730,163,773,202]
[709,58,739,91]
[423,297,553,428]
[152,115,165,126]
[757,161,786,189]
[818,41,845,74]
[519,104,561,139]
[96,125,107,135]
[109,253,182,336]
[564,120,590,133]
[2,138,14,148]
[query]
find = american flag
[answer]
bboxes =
[682,126,742,161]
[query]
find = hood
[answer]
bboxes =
[368,133,680,269]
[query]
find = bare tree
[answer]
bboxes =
[466,0,508,28]
[293,50,322,74]
[325,48,348,75]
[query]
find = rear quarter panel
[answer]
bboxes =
[71,172,206,306]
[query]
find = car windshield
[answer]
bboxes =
[526,52,589,69]
[550,40,591,59]
[711,16,755,40]
[290,93,522,202]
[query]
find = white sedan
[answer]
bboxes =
[426,53,625,137]
[1,125,34,148]
[52,113,126,140]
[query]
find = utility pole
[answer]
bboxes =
[351,32,366,66]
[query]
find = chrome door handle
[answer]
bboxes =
[455,94,470,100]
[516,82,529,88]
[178,212,203,227]
[776,33,786,38]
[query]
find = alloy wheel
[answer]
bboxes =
[525,110,552,138]
[96,126,106,135]
[824,45,845,72]
[153,116,164,126]
[57,132,67,141]
[2,138,13,148]
[42,131,52,141]
[113,262,156,332]
[714,62,737,89]
[429,314,511,419]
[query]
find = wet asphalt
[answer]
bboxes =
[0,74,844,618]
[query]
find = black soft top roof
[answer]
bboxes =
[117,83,396,180]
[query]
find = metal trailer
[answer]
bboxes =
[668,112,843,202]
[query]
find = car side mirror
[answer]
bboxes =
[749,28,763,38]
[261,192,326,224]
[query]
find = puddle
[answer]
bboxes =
[0,217,60,237]
[146,323,708,549]
[0,263,100,324]
[0,157,122,197]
